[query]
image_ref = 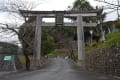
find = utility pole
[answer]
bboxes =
[117,0,120,20]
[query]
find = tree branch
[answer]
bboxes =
[95,0,120,7]
[0,23,19,35]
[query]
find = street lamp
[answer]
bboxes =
[89,30,93,45]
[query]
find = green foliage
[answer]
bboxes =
[73,0,93,10]
[59,27,76,38]
[19,24,56,56]
[72,0,95,23]
[41,32,56,56]
[115,21,120,30]
[106,32,120,46]
[86,32,120,52]
[48,49,66,58]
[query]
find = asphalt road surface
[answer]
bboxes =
[0,57,118,80]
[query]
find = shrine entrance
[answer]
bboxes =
[20,10,97,67]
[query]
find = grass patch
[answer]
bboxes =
[48,49,67,58]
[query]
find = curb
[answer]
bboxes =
[0,60,49,77]
[0,72,11,76]
[113,76,120,79]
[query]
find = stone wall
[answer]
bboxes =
[86,43,120,77]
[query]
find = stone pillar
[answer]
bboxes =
[112,23,116,32]
[34,15,42,67]
[77,16,85,67]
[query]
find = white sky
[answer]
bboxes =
[35,0,119,21]
[34,0,98,10]
[0,0,119,43]
[0,0,119,23]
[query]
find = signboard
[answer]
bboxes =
[55,12,64,27]
[4,56,13,61]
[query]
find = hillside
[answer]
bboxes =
[86,31,120,52]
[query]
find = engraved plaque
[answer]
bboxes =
[55,12,64,27]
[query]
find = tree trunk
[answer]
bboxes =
[24,54,30,70]
[23,47,30,70]
[100,24,105,42]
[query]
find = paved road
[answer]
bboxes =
[0,57,118,80]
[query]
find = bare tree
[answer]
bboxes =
[0,0,42,70]
[96,7,106,42]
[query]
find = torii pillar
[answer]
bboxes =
[77,16,85,67]
[34,15,42,67]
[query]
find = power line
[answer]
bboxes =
[117,0,120,20]
[95,0,120,20]
[95,0,120,7]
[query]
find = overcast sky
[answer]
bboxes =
[0,0,119,23]
[34,0,96,10]
[33,0,119,21]
[0,0,119,43]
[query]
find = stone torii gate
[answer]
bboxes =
[20,10,97,67]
